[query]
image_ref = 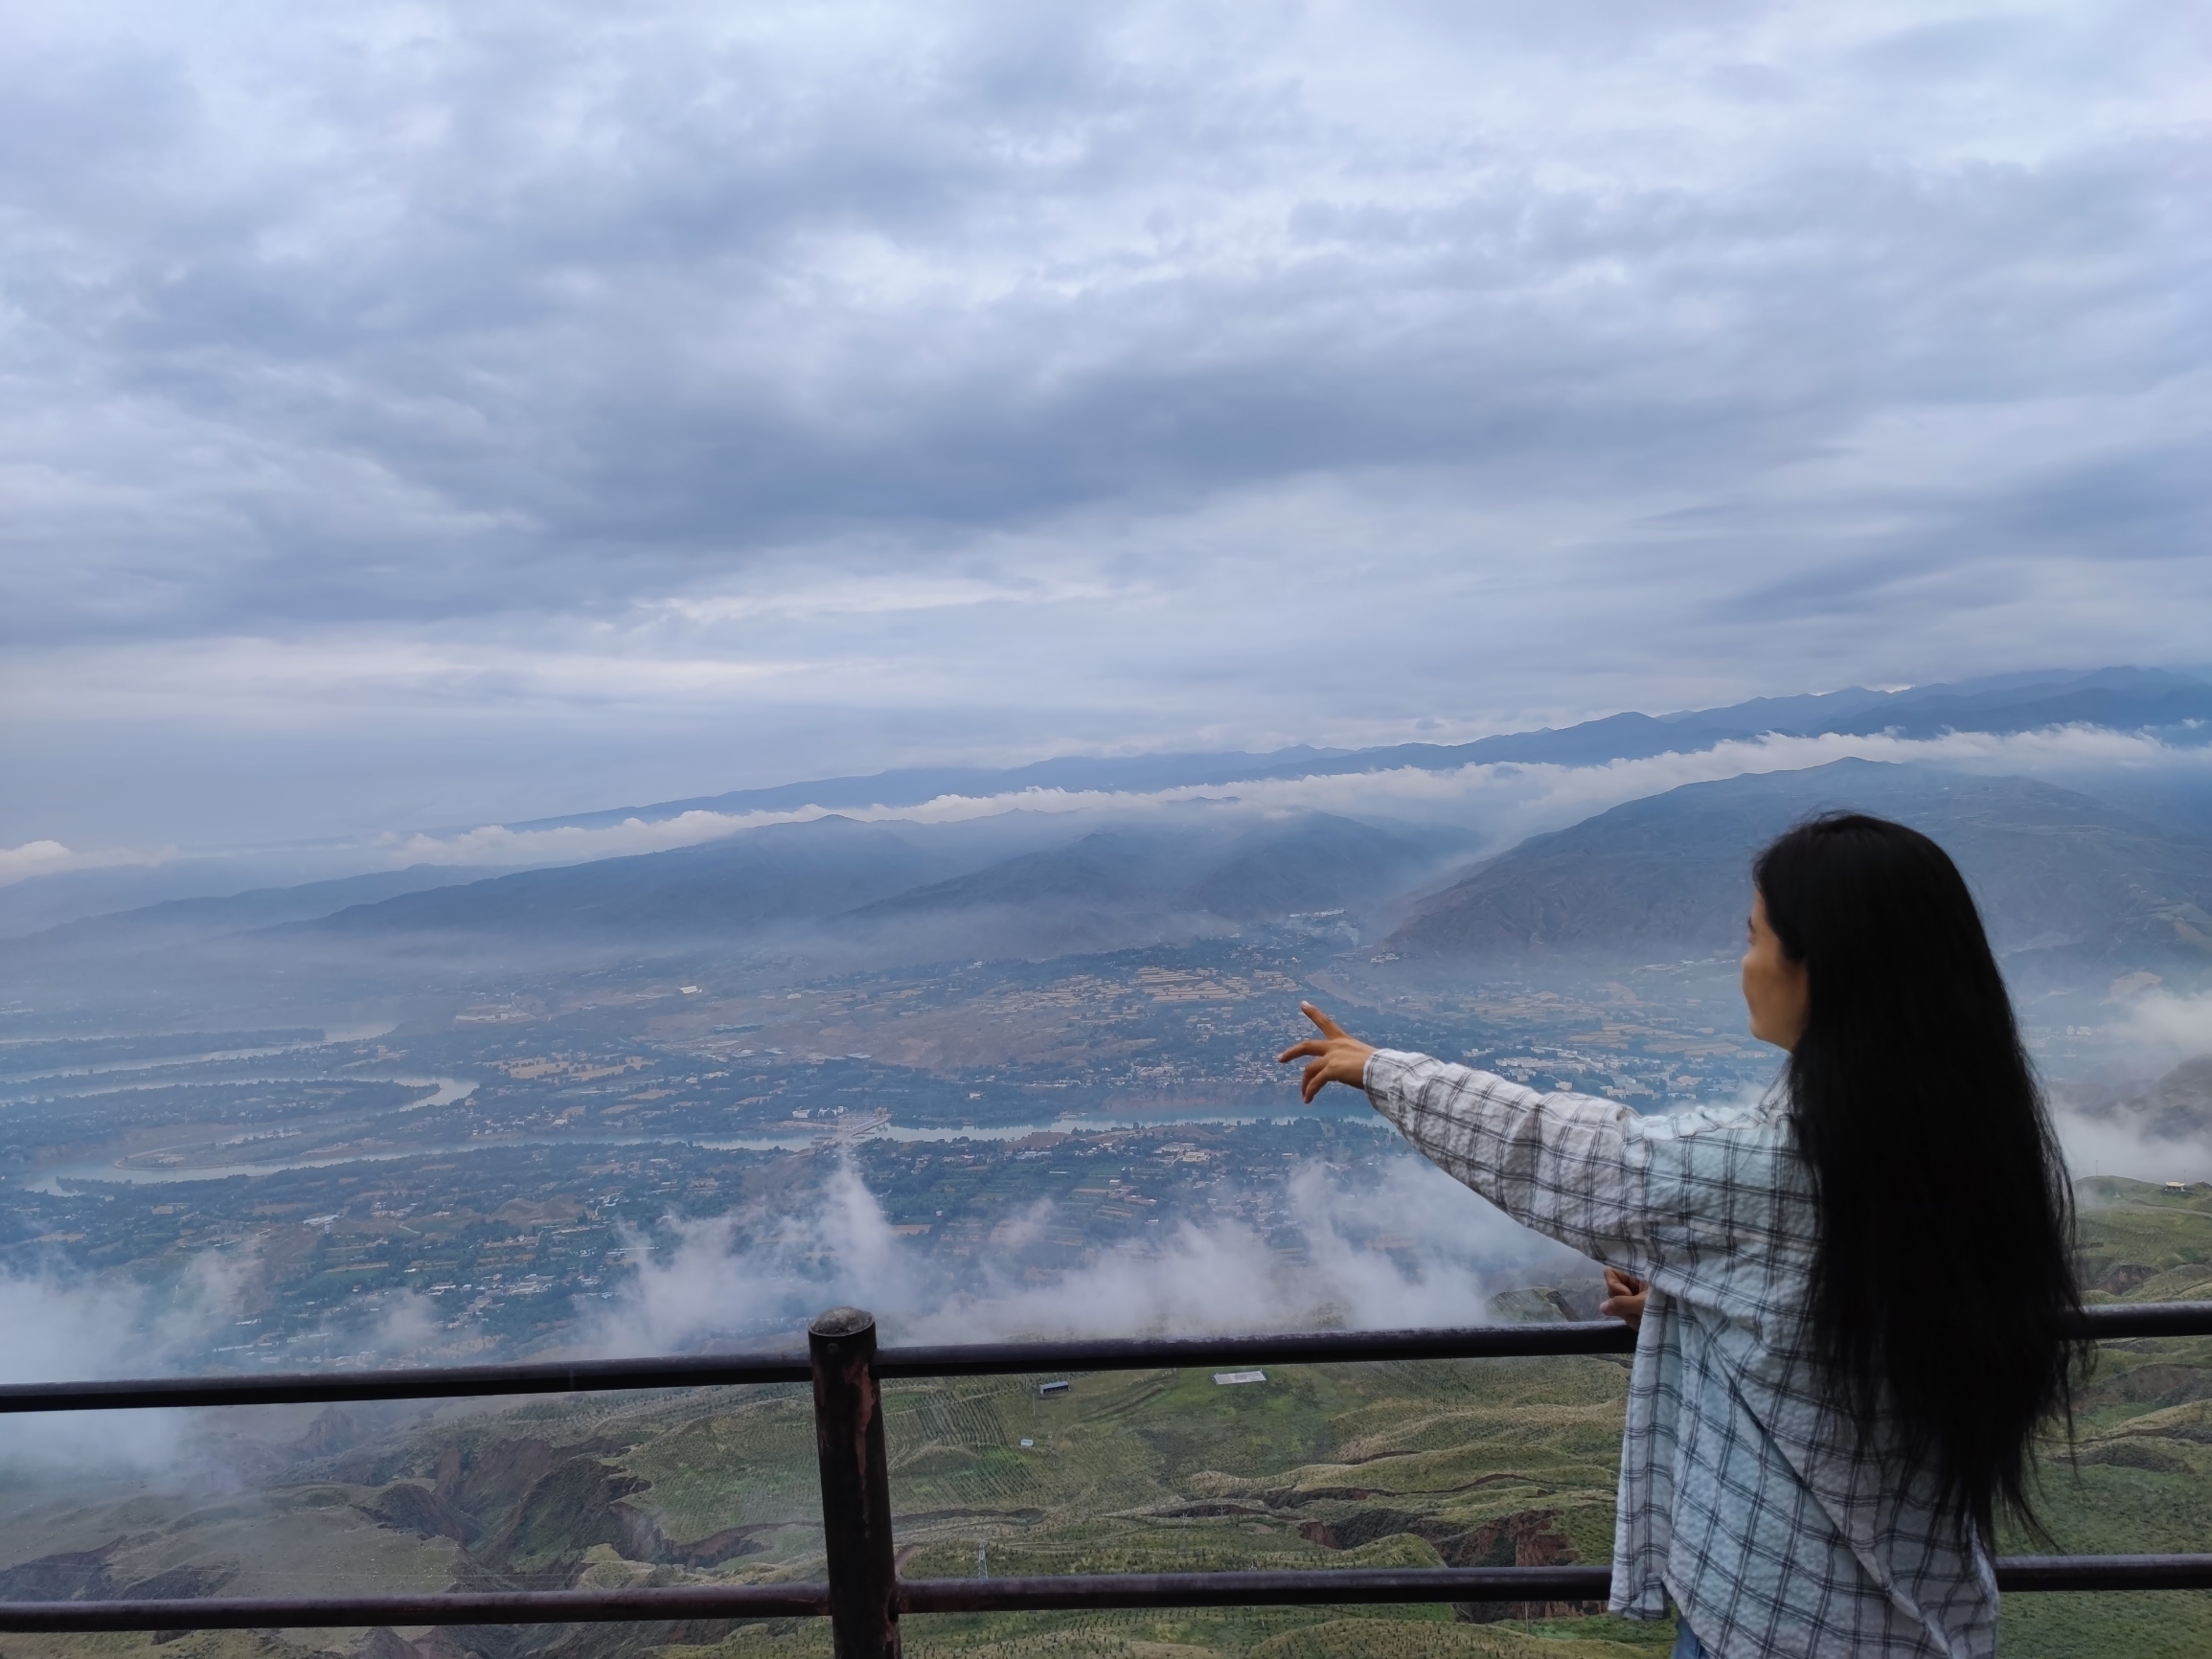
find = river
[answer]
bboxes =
[19,1096,1366,1192]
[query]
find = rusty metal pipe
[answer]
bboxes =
[811,1307,901,1659]
[0,1582,832,1632]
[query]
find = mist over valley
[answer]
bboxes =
[10,670,2212,1375]
[8,671,2212,1659]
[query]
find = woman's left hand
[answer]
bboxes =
[1277,1002,1378,1103]
[1601,1266,1648,1329]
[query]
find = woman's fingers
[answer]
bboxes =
[1290,1048,1369,1102]
[1600,1265,1649,1329]
[1299,1001,1348,1038]
[1281,1006,1374,1103]
[1297,1057,1322,1102]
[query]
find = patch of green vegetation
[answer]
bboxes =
[1996,1590,2212,1658]
[2075,1176,2212,1303]
[620,1386,821,1544]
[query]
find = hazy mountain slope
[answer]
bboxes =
[851,812,1445,922]
[1383,761,2212,968]
[0,856,399,940]
[295,816,964,940]
[1183,813,1457,920]
[5,808,1468,982]
[853,826,1201,915]
[826,811,1459,963]
[14,863,513,955]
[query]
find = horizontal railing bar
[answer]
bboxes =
[2074,1302,2212,1340]
[0,1582,832,1633]
[875,1320,1636,1378]
[0,1352,812,1414]
[1995,1555,2212,1592]
[9,1556,2210,1633]
[897,1565,1613,1612]
[0,1303,2201,1416]
[901,1557,2212,1611]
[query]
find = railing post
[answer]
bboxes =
[810,1307,901,1659]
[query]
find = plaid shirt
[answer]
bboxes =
[1364,1051,1996,1659]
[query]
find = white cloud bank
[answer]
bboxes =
[0,838,174,890]
[588,1155,1584,1355]
[375,724,2212,875]
[0,1248,442,1474]
[2054,1110,2212,1189]
[2107,986,2212,1063]
[0,1251,252,1473]
[12,714,2205,896]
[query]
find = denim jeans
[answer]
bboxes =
[1672,1621,1708,1659]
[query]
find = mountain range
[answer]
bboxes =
[11,665,2212,987]
[500,665,2212,832]
[1382,759,2212,970]
[287,808,1471,961]
[16,759,2212,996]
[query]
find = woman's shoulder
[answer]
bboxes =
[1629,1093,1800,1175]
[1634,1096,1817,1249]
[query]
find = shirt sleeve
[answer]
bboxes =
[1362,1048,1652,1266]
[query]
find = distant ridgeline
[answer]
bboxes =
[506,664,2212,830]
[29,761,2191,994]
[7,667,2210,990]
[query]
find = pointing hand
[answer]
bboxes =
[1276,1002,1378,1104]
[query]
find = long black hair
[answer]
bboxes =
[1753,812,2083,1542]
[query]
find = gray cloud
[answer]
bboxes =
[3,2,2208,842]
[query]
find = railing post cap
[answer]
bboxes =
[810,1307,876,1340]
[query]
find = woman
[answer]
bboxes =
[1280,812,2082,1658]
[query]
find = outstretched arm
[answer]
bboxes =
[1283,1003,1653,1268]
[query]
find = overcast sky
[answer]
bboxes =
[3,1,2207,849]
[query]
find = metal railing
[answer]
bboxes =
[3,1302,2208,1655]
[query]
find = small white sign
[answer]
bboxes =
[1213,1370,1266,1386]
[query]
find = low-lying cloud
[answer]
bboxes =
[2054,1109,2212,1189]
[2105,985,2212,1065]
[0,838,174,890]
[0,1247,442,1476]
[589,1155,1585,1355]
[374,724,2212,875]
[0,1250,252,1473]
[2050,979,2212,1184]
